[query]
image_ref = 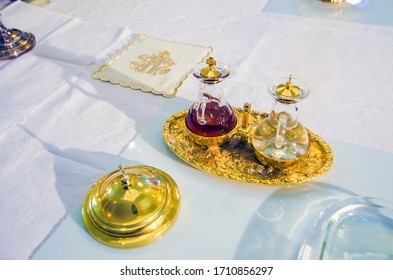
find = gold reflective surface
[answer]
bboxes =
[82,165,180,248]
[276,75,301,99]
[163,109,333,185]
[185,119,240,147]
[200,57,222,79]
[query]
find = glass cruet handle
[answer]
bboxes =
[196,95,209,125]
[275,112,288,149]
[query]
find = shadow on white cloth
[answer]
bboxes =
[15,126,121,259]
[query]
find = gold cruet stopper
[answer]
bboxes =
[276,74,301,99]
[200,57,222,79]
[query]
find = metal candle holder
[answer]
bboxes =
[0,15,36,60]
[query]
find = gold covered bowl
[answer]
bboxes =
[82,165,180,248]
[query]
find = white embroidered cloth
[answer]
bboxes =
[92,35,212,97]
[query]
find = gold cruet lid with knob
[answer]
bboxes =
[272,74,309,103]
[193,56,230,83]
[200,57,222,79]
[276,75,301,98]
[82,164,180,248]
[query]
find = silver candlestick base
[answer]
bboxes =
[0,15,36,60]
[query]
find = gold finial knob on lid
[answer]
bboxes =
[200,57,222,79]
[276,74,301,99]
[118,164,130,189]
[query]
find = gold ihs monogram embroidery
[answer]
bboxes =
[130,51,175,75]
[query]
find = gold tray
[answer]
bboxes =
[163,108,333,185]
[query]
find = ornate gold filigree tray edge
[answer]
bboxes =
[163,108,333,186]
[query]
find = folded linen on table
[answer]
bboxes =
[0,1,132,134]
[0,54,81,134]
[19,68,170,169]
[1,1,131,67]
[0,123,106,259]
[0,1,70,41]
[33,17,131,67]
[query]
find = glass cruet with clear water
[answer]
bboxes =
[185,57,237,138]
[251,75,310,168]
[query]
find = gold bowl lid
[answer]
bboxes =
[82,164,180,248]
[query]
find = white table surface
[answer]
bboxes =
[1,0,393,260]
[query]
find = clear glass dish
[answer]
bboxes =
[298,197,393,260]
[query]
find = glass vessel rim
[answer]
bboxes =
[193,60,230,83]
[268,76,310,103]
